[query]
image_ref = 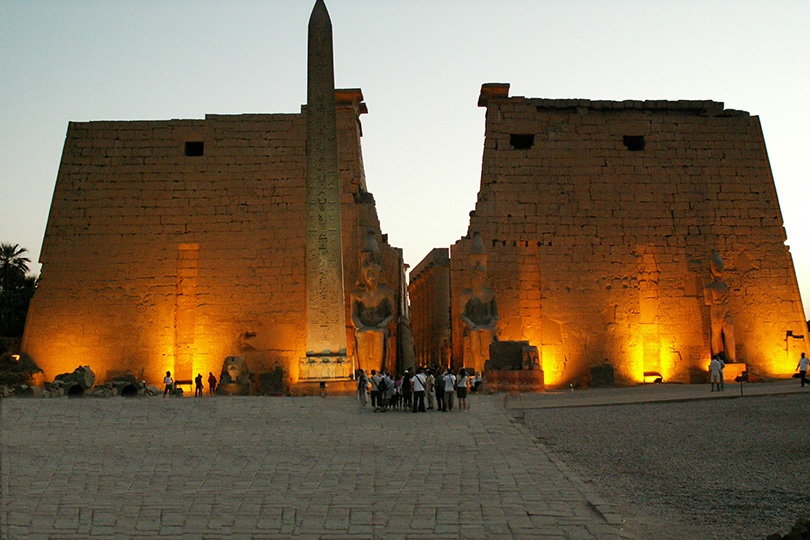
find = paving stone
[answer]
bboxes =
[1,395,630,539]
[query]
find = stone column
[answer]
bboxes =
[302,0,350,380]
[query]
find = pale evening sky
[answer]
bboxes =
[1,0,808,319]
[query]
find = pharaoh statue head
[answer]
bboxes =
[360,230,382,289]
[222,355,249,384]
[469,231,488,285]
[711,251,725,279]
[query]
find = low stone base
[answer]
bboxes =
[288,379,357,397]
[485,370,544,393]
[723,363,747,382]
[216,382,251,396]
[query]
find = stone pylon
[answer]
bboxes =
[302,0,350,380]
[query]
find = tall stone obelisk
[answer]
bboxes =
[303,0,349,379]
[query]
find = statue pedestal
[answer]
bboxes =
[216,382,251,396]
[485,370,545,393]
[299,354,353,381]
[723,363,747,382]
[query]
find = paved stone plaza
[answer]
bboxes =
[1,393,628,540]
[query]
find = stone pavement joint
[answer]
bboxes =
[1,394,634,539]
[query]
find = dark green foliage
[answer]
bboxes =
[0,243,37,337]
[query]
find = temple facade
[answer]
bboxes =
[22,90,409,391]
[410,83,808,387]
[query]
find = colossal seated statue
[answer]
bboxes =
[351,232,395,373]
[460,233,498,372]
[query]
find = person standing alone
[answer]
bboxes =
[207,372,217,395]
[163,371,174,398]
[797,352,809,387]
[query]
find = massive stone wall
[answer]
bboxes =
[444,84,808,386]
[23,92,405,388]
[408,248,451,368]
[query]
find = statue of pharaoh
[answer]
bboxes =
[460,232,498,372]
[704,251,736,362]
[351,231,396,373]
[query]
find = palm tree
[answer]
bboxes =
[0,244,34,337]
[0,243,30,292]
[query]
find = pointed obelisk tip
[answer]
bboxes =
[310,0,330,24]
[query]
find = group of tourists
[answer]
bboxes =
[710,351,809,391]
[162,370,218,397]
[356,367,474,413]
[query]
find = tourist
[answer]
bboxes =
[207,372,217,395]
[370,370,382,411]
[456,368,470,412]
[443,369,456,411]
[356,368,369,407]
[709,356,721,392]
[435,369,445,411]
[194,373,204,397]
[797,352,809,387]
[382,370,395,411]
[163,371,173,397]
[402,369,412,410]
[717,356,725,391]
[471,373,483,392]
[425,370,435,410]
[411,367,427,413]
[388,375,402,409]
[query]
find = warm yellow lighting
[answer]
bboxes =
[643,371,663,384]
[11,354,20,362]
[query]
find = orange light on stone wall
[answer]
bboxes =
[627,343,646,384]
[539,347,564,387]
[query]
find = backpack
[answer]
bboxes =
[378,378,388,394]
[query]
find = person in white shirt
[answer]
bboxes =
[797,352,809,387]
[425,372,435,410]
[443,370,456,411]
[456,368,470,412]
[163,371,174,398]
[717,357,725,391]
[709,357,721,392]
[411,368,427,413]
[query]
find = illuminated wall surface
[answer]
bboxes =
[412,85,808,387]
[22,92,407,386]
[408,248,451,368]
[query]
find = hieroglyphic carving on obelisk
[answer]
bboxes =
[302,0,350,379]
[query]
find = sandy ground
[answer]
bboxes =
[511,392,810,540]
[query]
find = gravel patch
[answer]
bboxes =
[511,393,810,540]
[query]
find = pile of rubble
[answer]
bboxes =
[1,365,160,398]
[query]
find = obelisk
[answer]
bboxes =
[303,0,348,378]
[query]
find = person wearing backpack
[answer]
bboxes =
[381,371,394,411]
